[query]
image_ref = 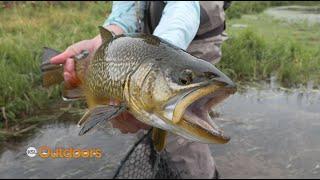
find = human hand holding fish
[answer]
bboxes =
[49,25,148,134]
[50,24,124,87]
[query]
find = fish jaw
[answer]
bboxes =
[129,83,236,144]
[123,63,237,143]
[158,83,236,144]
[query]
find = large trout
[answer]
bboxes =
[41,27,236,151]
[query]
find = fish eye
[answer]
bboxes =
[179,69,194,85]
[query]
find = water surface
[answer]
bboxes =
[265,5,320,24]
[0,85,319,178]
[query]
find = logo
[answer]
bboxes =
[26,146,103,159]
[26,147,38,158]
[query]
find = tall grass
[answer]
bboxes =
[0,2,111,129]
[226,1,272,19]
[219,29,320,87]
[222,1,320,87]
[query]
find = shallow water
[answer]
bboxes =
[0,113,139,179]
[265,5,320,24]
[0,85,319,178]
[212,85,320,178]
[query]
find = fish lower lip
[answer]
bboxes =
[172,84,221,124]
[182,87,234,140]
[174,85,235,141]
[162,83,236,142]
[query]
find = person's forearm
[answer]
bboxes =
[153,1,200,50]
[104,24,125,35]
[103,1,137,33]
[100,1,200,50]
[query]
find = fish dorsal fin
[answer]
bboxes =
[99,26,114,43]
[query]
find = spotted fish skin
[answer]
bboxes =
[83,34,190,102]
[69,28,237,145]
[42,27,237,145]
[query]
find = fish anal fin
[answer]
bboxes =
[152,128,168,152]
[62,82,85,101]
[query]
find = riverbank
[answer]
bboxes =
[0,2,109,140]
[219,10,320,87]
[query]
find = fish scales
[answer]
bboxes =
[85,36,177,101]
[41,27,236,146]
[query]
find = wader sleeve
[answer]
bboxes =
[187,1,227,64]
[103,1,138,33]
[165,132,216,178]
[153,1,200,50]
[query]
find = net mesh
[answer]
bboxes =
[113,130,181,179]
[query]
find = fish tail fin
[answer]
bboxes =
[40,47,64,88]
[41,47,85,100]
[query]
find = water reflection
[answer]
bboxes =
[0,85,319,178]
[0,112,138,179]
[211,85,320,178]
[265,5,320,24]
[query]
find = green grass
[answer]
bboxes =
[226,1,272,19]
[219,13,320,87]
[0,2,111,137]
[0,2,320,139]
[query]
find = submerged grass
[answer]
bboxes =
[0,2,319,139]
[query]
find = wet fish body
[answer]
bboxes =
[41,27,236,150]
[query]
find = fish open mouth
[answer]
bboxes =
[164,83,236,144]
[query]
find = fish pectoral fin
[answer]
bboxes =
[152,128,168,152]
[78,104,126,136]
